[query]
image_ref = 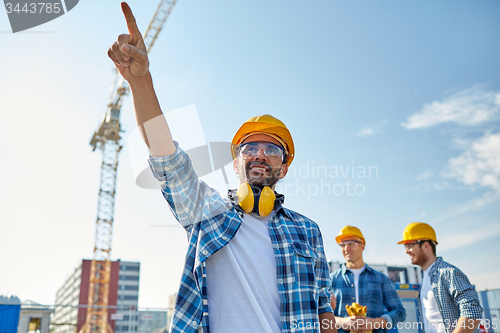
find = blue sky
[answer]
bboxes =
[1,0,499,308]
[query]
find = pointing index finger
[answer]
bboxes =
[121,2,140,34]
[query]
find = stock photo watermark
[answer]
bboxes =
[276,161,379,199]
[127,106,381,199]
[3,0,79,33]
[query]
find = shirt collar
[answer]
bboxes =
[342,263,372,275]
[227,189,288,219]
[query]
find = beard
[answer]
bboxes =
[245,160,281,188]
[411,249,428,266]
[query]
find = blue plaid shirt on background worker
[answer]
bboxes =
[416,257,483,333]
[148,142,333,333]
[330,263,406,333]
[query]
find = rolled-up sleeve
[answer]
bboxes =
[148,141,227,228]
[449,269,483,319]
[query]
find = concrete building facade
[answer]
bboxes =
[328,260,422,284]
[52,260,140,333]
[136,311,167,333]
[17,300,53,333]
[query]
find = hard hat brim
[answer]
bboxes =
[335,234,365,245]
[231,121,295,165]
[397,239,438,245]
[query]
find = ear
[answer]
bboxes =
[423,241,432,254]
[279,163,288,179]
[233,158,239,175]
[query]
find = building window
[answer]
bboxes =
[119,275,140,281]
[120,265,140,272]
[116,325,138,331]
[119,285,139,291]
[28,318,41,333]
[118,295,139,301]
[387,267,408,284]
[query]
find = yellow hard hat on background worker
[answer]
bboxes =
[231,114,295,165]
[397,222,438,245]
[336,225,366,244]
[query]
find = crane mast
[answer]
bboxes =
[82,2,178,333]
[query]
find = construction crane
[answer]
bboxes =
[81,2,178,333]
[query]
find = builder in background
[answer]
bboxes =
[399,223,483,333]
[331,226,406,333]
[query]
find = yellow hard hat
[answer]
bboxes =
[231,114,295,166]
[336,225,365,244]
[397,222,438,245]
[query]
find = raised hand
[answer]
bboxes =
[107,2,149,81]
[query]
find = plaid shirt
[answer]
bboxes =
[417,257,483,333]
[330,264,406,333]
[148,142,332,333]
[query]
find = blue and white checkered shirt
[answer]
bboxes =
[330,263,406,333]
[148,142,333,333]
[417,257,483,333]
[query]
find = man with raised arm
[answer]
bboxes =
[107,3,335,333]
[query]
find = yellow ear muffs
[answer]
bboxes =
[236,183,276,217]
[237,183,254,213]
[258,186,276,217]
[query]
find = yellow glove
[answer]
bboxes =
[345,303,370,333]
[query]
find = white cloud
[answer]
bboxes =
[444,132,500,191]
[402,86,500,129]
[354,120,388,137]
[432,191,499,223]
[416,170,434,181]
[438,222,500,252]
[354,127,376,137]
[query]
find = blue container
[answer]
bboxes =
[0,302,21,333]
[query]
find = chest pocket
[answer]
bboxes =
[292,242,318,286]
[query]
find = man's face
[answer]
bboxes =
[404,241,429,266]
[233,134,288,188]
[339,236,365,263]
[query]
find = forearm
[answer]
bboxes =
[335,316,349,330]
[320,312,337,333]
[129,72,175,157]
[452,317,480,333]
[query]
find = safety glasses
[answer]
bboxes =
[339,240,361,248]
[238,142,285,162]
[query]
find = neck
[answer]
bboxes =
[420,255,437,271]
[241,181,277,191]
[346,259,364,270]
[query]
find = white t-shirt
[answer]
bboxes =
[421,262,445,333]
[205,212,281,333]
[349,265,366,304]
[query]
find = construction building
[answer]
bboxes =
[18,300,54,333]
[52,260,140,333]
[136,311,167,333]
[328,260,422,284]
[479,288,500,333]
